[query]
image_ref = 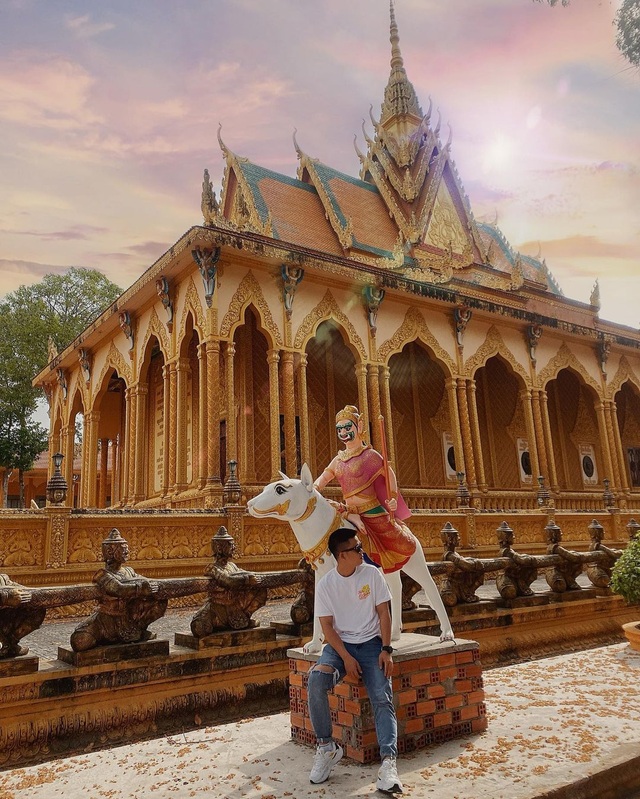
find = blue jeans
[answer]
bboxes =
[307,636,397,759]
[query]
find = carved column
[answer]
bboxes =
[124,386,136,504]
[204,339,221,491]
[225,342,237,465]
[445,377,466,477]
[161,364,171,497]
[368,364,382,451]
[83,411,100,508]
[457,378,476,488]
[197,343,207,489]
[167,362,178,494]
[380,365,396,468]
[61,425,75,502]
[596,401,617,491]
[98,438,109,508]
[355,363,370,438]
[539,389,559,491]
[268,349,281,480]
[609,400,630,492]
[604,400,624,492]
[110,435,118,506]
[297,353,311,469]
[521,389,541,484]
[174,357,190,492]
[281,350,297,476]
[531,389,549,481]
[467,380,487,490]
[133,385,148,502]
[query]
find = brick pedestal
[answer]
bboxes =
[288,633,487,763]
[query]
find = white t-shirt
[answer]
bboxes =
[315,562,392,644]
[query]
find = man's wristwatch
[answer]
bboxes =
[381,645,393,654]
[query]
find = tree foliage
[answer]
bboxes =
[0,268,122,505]
[615,0,640,69]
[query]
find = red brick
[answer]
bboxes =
[460,705,480,721]
[289,673,304,687]
[439,667,457,681]
[344,699,361,715]
[433,711,453,728]
[328,694,339,710]
[410,671,431,687]
[295,660,312,673]
[445,694,464,709]
[346,745,365,763]
[436,653,456,667]
[416,700,436,715]
[403,717,425,734]
[398,689,417,706]
[455,650,475,664]
[467,690,485,704]
[338,711,354,726]
[466,664,482,677]
[428,684,446,699]
[290,712,304,729]
[455,679,473,693]
[472,717,488,733]
[332,725,344,741]
[334,683,351,698]
[303,716,315,732]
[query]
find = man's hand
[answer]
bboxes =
[379,649,393,678]
[344,652,362,680]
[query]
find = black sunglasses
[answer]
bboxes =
[341,543,363,555]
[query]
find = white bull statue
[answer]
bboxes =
[247,464,455,653]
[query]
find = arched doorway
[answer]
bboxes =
[615,381,640,490]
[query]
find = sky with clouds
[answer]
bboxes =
[1,0,638,329]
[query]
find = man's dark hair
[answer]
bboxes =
[328,527,357,558]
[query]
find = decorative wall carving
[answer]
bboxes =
[537,342,602,395]
[177,278,206,344]
[293,289,366,359]
[136,307,171,381]
[463,326,530,386]
[219,271,283,347]
[608,356,640,399]
[377,306,455,374]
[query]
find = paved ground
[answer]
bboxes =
[0,641,639,799]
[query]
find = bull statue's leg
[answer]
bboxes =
[403,554,455,642]
[384,571,403,642]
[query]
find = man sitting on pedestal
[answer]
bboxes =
[306,527,403,794]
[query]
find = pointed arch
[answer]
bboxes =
[93,342,132,404]
[464,326,530,387]
[136,307,171,382]
[219,270,282,347]
[608,355,640,399]
[537,342,601,396]
[294,289,366,360]
[67,370,91,417]
[378,306,455,376]
[176,277,205,346]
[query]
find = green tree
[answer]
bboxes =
[615,0,640,69]
[0,267,122,507]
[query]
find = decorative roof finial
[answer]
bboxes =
[390,0,404,72]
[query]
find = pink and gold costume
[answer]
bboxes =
[333,445,416,573]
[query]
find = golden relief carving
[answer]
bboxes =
[219,271,283,347]
[425,183,469,256]
[293,290,367,359]
[568,390,599,446]
[463,326,530,386]
[48,514,67,568]
[607,356,640,400]
[176,278,206,344]
[377,306,456,375]
[507,397,527,443]
[536,342,602,395]
[68,531,101,563]
[93,343,133,400]
[136,308,171,382]
[0,532,40,567]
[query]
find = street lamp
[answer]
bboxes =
[46,452,68,506]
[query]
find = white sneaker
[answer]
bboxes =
[309,743,343,784]
[376,757,404,794]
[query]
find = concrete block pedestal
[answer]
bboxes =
[288,633,487,763]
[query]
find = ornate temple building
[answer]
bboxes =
[33,3,640,522]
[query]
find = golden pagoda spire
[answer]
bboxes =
[380,0,423,127]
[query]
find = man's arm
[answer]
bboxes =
[318,615,362,679]
[376,601,394,677]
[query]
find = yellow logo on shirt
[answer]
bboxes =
[358,584,371,600]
